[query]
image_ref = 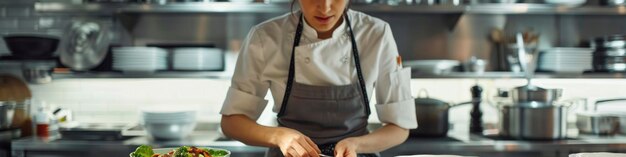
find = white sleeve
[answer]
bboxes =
[373,24,418,129]
[220,27,270,121]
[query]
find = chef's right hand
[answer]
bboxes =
[274,127,321,157]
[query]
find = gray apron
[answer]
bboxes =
[265,13,379,157]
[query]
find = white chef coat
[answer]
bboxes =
[220,10,417,129]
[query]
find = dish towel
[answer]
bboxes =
[569,152,626,157]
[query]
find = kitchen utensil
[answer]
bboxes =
[3,34,59,60]
[490,28,509,71]
[403,60,460,75]
[319,153,333,157]
[516,33,533,85]
[0,102,16,129]
[497,100,580,140]
[411,89,473,137]
[60,20,111,71]
[591,35,626,72]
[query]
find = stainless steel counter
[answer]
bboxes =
[11,123,626,157]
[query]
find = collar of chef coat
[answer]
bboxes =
[301,13,348,41]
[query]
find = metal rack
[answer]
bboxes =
[34,2,626,15]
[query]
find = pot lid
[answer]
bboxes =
[414,89,449,106]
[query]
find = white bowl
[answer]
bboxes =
[545,0,586,6]
[403,60,460,75]
[144,122,196,140]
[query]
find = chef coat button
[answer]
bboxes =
[305,57,310,64]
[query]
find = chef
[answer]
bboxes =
[219,0,417,156]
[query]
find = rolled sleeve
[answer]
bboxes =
[220,87,269,120]
[220,26,270,121]
[373,23,417,129]
[375,99,417,129]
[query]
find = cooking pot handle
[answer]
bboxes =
[417,88,429,98]
[559,97,587,112]
[592,98,626,111]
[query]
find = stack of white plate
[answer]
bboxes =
[112,47,168,72]
[141,107,197,140]
[173,48,223,71]
[538,48,593,73]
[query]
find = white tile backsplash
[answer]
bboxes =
[27,78,626,126]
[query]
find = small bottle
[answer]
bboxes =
[35,108,50,138]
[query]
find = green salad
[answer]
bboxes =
[130,145,229,157]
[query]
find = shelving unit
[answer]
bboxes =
[51,71,231,79]
[34,2,626,15]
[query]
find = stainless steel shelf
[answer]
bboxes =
[52,71,232,79]
[411,72,626,79]
[34,2,626,15]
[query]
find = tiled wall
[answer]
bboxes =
[26,78,626,126]
[0,0,73,56]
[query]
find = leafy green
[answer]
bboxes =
[129,145,154,157]
[174,146,191,157]
[208,149,229,157]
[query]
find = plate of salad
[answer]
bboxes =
[130,145,230,157]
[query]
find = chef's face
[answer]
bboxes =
[299,0,348,32]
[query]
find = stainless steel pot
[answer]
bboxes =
[497,99,581,140]
[0,101,16,129]
[576,98,626,135]
[576,112,620,135]
[511,85,563,104]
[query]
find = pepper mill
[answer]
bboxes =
[470,84,483,134]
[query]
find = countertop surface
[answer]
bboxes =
[11,123,626,156]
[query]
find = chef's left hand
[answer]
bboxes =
[334,137,359,157]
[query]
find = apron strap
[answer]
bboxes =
[278,12,371,117]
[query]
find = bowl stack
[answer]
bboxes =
[537,48,593,73]
[113,47,168,73]
[173,48,224,71]
[141,107,197,140]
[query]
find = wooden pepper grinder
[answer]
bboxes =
[470,84,483,134]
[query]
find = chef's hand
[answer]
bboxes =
[275,127,321,157]
[334,137,359,157]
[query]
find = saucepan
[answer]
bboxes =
[576,98,626,135]
[410,89,473,137]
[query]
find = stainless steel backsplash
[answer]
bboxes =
[3,1,626,71]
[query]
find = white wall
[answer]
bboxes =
[26,78,626,126]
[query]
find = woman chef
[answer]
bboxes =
[219,0,417,156]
